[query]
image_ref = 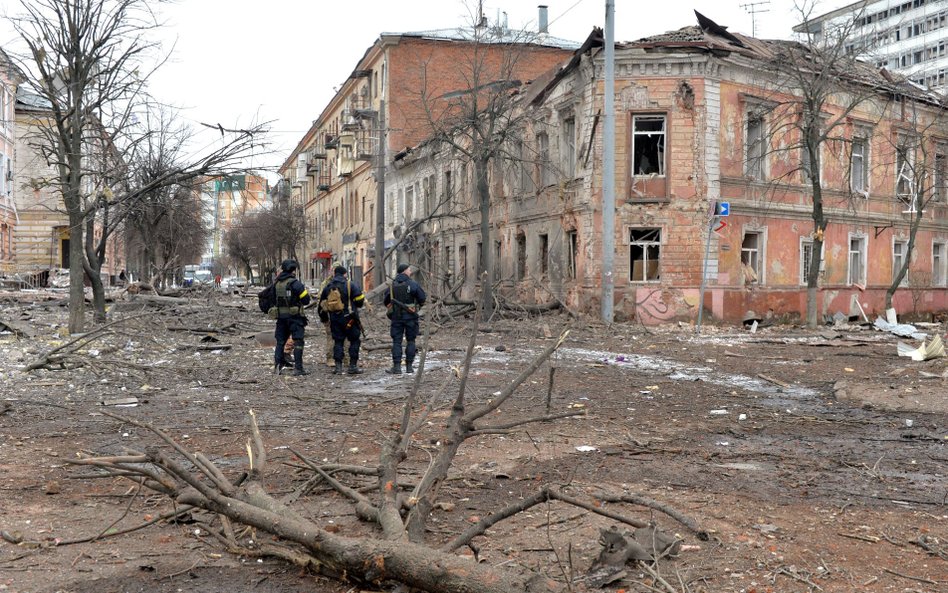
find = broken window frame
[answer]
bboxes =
[459,244,468,281]
[631,114,666,177]
[566,230,578,280]
[562,116,576,179]
[848,235,868,286]
[741,230,765,285]
[893,239,909,286]
[516,232,527,281]
[896,134,916,204]
[493,240,503,282]
[933,240,947,286]
[539,233,549,277]
[629,228,661,283]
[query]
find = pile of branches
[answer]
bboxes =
[70,314,706,592]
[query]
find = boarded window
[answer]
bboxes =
[629,228,660,282]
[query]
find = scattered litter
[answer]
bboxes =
[574,445,598,453]
[716,441,730,446]
[844,368,855,372]
[709,409,728,415]
[904,419,914,428]
[738,413,748,421]
[102,397,140,407]
[886,308,898,325]
[874,317,927,340]
[896,335,945,361]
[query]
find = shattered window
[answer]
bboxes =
[629,228,661,282]
[563,118,576,178]
[567,230,578,280]
[935,152,947,202]
[632,115,665,176]
[516,233,527,280]
[741,232,762,285]
[896,136,915,202]
[536,132,551,187]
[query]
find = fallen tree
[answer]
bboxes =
[69,313,706,592]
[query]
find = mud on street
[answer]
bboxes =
[0,288,945,593]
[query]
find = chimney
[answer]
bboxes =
[538,5,549,34]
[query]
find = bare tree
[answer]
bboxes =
[878,97,948,311]
[758,4,886,327]
[8,0,267,331]
[224,203,303,284]
[411,1,566,320]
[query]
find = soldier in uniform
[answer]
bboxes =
[273,259,311,376]
[384,263,427,374]
[319,265,366,375]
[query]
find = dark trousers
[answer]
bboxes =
[275,316,306,368]
[390,316,419,365]
[330,315,361,364]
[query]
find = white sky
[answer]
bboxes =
[0,0,855,175]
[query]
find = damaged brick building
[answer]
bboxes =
[391,13,948,323]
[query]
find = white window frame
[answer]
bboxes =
[741,229,766,285]
[631,114,666,177]
[629,228,661,283]
[799,237,826,286]
[933,240,947,286]
[896,134,916,206]
[935,148,948,203]
[851,134,870,195]
[536,132,551,187]
[893,238,909,286]
[745,110,767,180]
[848,234,868,286]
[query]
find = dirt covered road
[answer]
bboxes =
[0,290,945,593]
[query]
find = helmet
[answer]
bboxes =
[280,259,299,273]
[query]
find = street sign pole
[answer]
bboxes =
[696,201,728,335]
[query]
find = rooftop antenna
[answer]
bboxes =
[741,0,771,37]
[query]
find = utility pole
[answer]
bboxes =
[601,0,615,323]
[373,99,387,291]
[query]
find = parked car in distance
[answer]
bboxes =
[221,276,247,289]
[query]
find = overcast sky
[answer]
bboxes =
[1,0,854,175]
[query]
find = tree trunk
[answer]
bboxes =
[67,211,86,334]
[84,217,108,324]
[475,157,493,320]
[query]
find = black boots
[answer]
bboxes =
[333,362,343,375]
[347,364,364,375]
[385,365,402,374]
[405,360,415,374]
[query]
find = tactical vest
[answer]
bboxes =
[391,279,417,315]
[275,279,302,316]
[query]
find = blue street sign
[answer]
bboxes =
[715,201,730,217]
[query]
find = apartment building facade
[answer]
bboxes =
[278,13,576,289]
[0,51,24,275]
[797,0,948,90]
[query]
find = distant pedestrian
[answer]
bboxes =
[319,265,366,374]
[272,259,311,376]
[384,263,426,374]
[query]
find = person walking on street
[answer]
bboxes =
[384,263,426,374]
[273,259,311,376]
[319,265,366,375]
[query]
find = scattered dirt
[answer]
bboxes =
[0,288,945,593]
